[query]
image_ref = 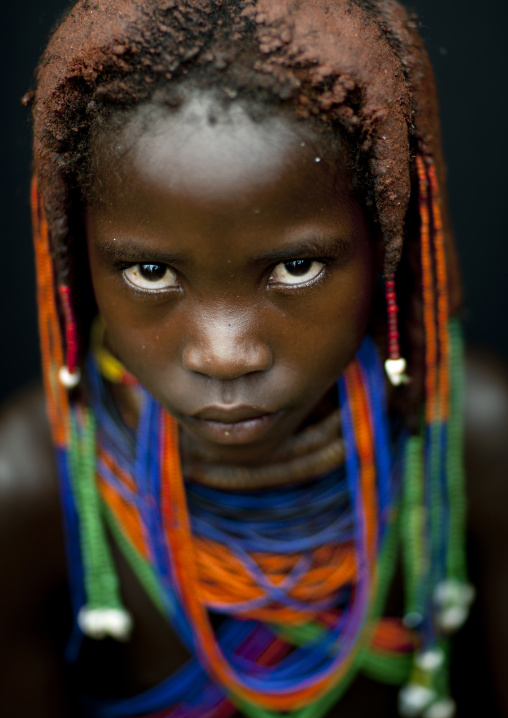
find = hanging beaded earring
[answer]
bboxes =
[384,274,408,386]
[58,284,81,388]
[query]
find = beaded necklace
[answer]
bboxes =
[31,152,473,717]
[74,335,407,718]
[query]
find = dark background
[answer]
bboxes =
[1,0,507,404]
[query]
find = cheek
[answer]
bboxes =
[88,264,170,377]
[285,257,375,379]
[103,311,179,383]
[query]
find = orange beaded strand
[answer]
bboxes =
[31,178,69,445]
[416,155,439,423]
[428,163,450,422]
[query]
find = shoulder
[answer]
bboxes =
[462,354,508,713]
[0,384,66,608]
[0,382,60,516]
[0,385,73,715]
[464,350,508,540]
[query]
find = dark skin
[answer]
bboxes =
[1,97,508,717]
[86,97,376,468]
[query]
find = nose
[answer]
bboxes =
[182,309,272,380]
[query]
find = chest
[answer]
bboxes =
[73,538,401,718]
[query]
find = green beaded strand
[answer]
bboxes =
[103,503,167,615]
[400,435,426,620]
[69,407,131,637]
[446,319,467,583]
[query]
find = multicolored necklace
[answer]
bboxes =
[51,327,468,718]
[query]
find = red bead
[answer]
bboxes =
[385,277,403,366]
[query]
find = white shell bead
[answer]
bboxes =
[384,357,408,386]
[423,699,456,718]
[58,365,81,388]
[77,606,133,641]
[399,685,436,716]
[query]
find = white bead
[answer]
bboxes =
[77,607,106,638]
[384,357,408,386]
[105,608,133,639]
[399,685,436,716]
[434,580,475,607]
[58,365,81,388]
[434,580,475,631]
[438,606,468,632]
[423,699,456,718]
[77,607,133,641]
[415,647,445,672]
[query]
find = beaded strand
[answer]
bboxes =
[59,285,81,388]
[384,275,408,386]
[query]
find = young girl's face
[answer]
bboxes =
[86,96,377,465]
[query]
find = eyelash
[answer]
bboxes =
[115,258,332,298]
[114,262,180,301]
[267,259,330,292]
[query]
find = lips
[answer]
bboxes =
[187,405,281,445]
[193,405,270,423]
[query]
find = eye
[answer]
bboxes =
[123,263,179,291]
[268,259,325,287]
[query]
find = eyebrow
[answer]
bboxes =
[94,234,353,265]
[253,236,353,262]
[95,237,187,265]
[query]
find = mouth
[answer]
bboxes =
[187,405,281,445]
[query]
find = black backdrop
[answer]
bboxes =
[2,0,507,404]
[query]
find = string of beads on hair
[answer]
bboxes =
[31,177,69,444]
[415,155,437,422]
[384,275,408,386]
[395,158,473,718]
[32,179,133,640]
[59,284,81,388]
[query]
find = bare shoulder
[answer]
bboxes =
[0,385,73,715]
[462,353,508,714]
[0,384,66,607]
[464,349,508,540]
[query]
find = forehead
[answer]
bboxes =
[89,94,352,208]
[86,93,375,299]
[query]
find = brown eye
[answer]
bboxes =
[269,259,325,286]
[123,263,179,291]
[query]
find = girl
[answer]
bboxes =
[2,0,507,716]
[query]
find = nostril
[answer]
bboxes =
[183,342,272,380]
